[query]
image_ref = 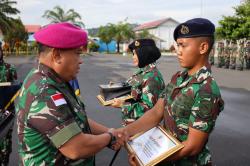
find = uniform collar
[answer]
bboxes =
[135,63,156,74]
[38,63,67,87]
[178,64,212,87]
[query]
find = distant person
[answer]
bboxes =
[69,78,81,96]
[0,41,17,165]
[111,39,165,125]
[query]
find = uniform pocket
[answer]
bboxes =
[171,94,194,118]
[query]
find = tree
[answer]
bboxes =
[112,22,135,53]
[135,29,153,39]
[0,0,20,34]
[216,0,250,40]
[3,18,28,53]
[43,6,84,27]
[97,25,114,53]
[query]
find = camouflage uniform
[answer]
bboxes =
[122,63,165,122]
[236,42,245,71]
[223,42,230,69]
[0,62,17,165]
[16,63,94,165]
[208,46,215,65]
[245,42,250,69]
[159,65,224,166]
[216,42,224,68]
[229,42,237,70]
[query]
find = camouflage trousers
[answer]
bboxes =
[246,57,250,69]
[209,56,214,65]
[0,127,12,166]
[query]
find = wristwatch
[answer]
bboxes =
[106,131,116,148]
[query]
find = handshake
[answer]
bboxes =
[107,127,130,151]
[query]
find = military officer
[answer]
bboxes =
[216,42,224,68]
[209,45,215,65]
[118,18,224,166]
[16,22,125,166]
[245,41,250,69]
[69,78,81,96]
[111,39,165,125]
[223,40,231,69]
[0,41,17,165]
[229,40,237,69]
[236,40,245,71]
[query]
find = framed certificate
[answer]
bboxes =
[96,94,132,106]
[126,126,184,166]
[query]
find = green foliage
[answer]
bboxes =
[216,0,250,40]
[88,42,99,52]
[43,6,85,28]
[112,22,135,53]
[0,0,20,34]
[3,19,28,52]
[136,29,152,39]
[97,24,115,53]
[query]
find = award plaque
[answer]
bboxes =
[96,94,132,106]
[97,82,132,106]
[126,126,184,166]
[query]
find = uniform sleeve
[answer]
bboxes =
[27,88,82,148]
[122,74,165,119]
[189,91,223,133]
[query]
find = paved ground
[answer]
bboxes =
[5,53,250,166]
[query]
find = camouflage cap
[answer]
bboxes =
[34,22,88,49]
[174,18,215,41]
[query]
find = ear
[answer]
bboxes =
[51,48,62,64]
[199,41,209,55]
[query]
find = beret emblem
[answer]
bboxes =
[135,41,140,47]
[180,25,189,34]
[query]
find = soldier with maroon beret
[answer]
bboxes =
[16,22,125,165]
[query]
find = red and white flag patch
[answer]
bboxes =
[51,93,67,106]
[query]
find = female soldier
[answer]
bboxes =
[111,39,165,125]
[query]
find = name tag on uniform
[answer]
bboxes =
[51,93,67,106]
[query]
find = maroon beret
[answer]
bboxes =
[34,22,88,49]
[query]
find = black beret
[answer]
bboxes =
[174,18,215,41]
[128,39,156,51]
[128,39,161,68]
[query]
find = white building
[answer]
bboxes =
[134,17,179,50]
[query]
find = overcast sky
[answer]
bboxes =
[15,0,242,28]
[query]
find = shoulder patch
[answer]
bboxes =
[51,93,67,106]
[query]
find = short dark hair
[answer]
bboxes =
[135,45,161,68]
[199,36,214,55]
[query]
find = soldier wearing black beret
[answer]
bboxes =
[111,38,165,125]
[121,18,224,166]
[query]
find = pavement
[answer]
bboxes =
[4,53,250,166]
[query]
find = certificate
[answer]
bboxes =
[126,126,184,166]
[96,94,132,106]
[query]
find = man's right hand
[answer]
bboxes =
[108,128,129,150]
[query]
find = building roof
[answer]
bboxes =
[25,25,41,33]
[134,17,179,31]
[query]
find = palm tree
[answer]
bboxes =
[113,22,135,53]
[0,0,20,34]
[42,6,84,28]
